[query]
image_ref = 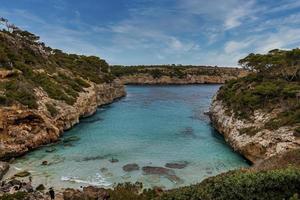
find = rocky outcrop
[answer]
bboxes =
[0,81,126,160]
[210,97,300,164]
[119,74,245,85]
[0,162,9,180]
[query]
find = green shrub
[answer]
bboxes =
[159,167,300,200]
[4,79,38,109]
[0,192,27,200]
[45,103,58,117]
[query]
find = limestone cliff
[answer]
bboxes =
[119,74,239,84]
[0,81,125,160]
[210,97,300,164]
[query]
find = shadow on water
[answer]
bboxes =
[210,127,252,165]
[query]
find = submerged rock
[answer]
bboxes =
[45,147,56,153]
[165,161,189,169]
[81,117,103,124]
[123,163,140,172]
[41,161,48,166]
[0,162,9,180]
[142,166,183,184]
[180,127,197,138]
[142,166,174,176]
[63,136,80,143]
[14,171,31,178]
[100,167,108,173]
[109,158,119,163]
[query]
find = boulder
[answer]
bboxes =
[14,171,31,177]
[63,188,84,200]
[0,162,9,180]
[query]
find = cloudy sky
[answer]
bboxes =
[1,0,300,66]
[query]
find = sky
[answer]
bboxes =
[1,0,300,66]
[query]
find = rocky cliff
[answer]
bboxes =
[119,74,239,84]
[0,81,126,160]
[210,98,300,164]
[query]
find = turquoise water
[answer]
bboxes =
[6,85,248,189]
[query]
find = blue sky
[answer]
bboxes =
[1,0,300,66]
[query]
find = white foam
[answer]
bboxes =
[13,166,22,171]
[61,173,111,187]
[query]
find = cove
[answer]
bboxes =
[5,85,249,189]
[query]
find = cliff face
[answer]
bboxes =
[210,97,300,164]
[119,74,243,85]
[0,81,126,160]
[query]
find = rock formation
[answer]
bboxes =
[210,97,300,164]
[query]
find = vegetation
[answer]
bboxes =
[157,167,300,200]
[0,192,27,200]
[217,49,300,132]
[111,65,243,79]
[0,17,114,109]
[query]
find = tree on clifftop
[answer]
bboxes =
[239,49,300,81]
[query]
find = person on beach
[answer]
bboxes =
[49,187,55,200]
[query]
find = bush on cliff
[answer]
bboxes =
[217,49,300,132]
[158,167,300,200]
[0,19,115,109]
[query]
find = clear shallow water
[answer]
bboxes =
[5,85,249,189]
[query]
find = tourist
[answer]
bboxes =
[49,187,55,200]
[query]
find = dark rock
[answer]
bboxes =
[41,161,48,165]
[63,136,80,143]
[8,179,22,187]
[122,163,140,172]
[82,117,103,124]
[23,183,34,193]
[0,162,9,180]
[142,166,174,176]
[165,161,189,169]
[142,166,183,184]
[81,155,106,162]
[14,171,30,178]
[180,127,197,138]
[109,158,119,163]
[36,184,45,191]
[166,174,183,184]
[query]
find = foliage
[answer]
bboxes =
[45,103,58,117]
[0,19,114,109]
[217,49,300,132]
[0,192,27,200]
[111,65,243,79]
[158,167,300,200]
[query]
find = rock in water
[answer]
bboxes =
[142,166,174,176]
[14,171,31,177]
[165,161,189,169]
[123,163,140,172]
[0,162,9,180]
[109,158,119,163]
[63,136,80,143]
[36,184,45,191]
